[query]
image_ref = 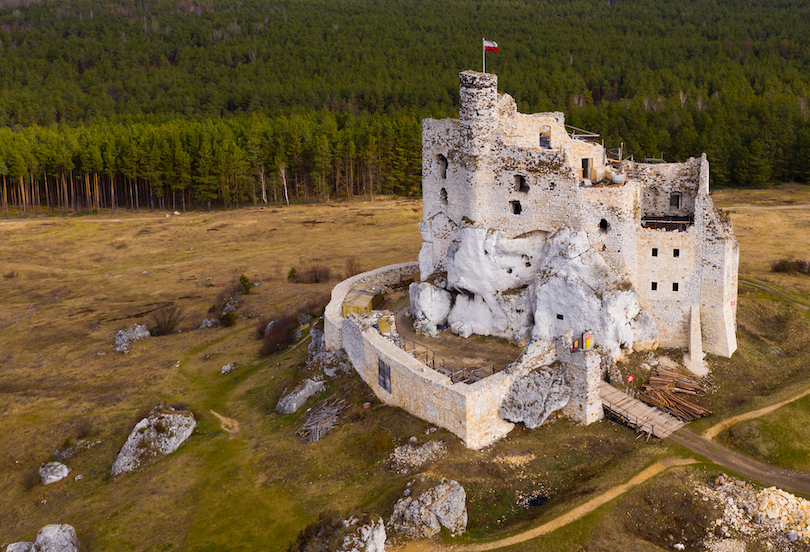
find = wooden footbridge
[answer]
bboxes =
[599,381,685,439]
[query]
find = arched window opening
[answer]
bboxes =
[599,219,609,233]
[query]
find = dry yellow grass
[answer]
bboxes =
[0,184,808,551]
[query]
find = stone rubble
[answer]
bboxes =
[54,438,102,461]
[695,473,810,549]
[337,515,387,552]
[389,441,447,474]
[220,363,237,375]
[197,318,220,329]
[388,479,467,539]
[113,323,150,353]
[38,462,70,485]
[111,406,196,478]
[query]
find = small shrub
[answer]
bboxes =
[260,315,297,356]
[3,270,16,279]
[75,418,96,439]
[208,303,217,313]
[301,294,331,317]
[300,264,331,284]
[287,267,299,283]
[151,304,184,336]
[345,256,362,277]
[255,317,269,339]
[771,258,810,275]
[220,311,237,327]
[239,274,251,294]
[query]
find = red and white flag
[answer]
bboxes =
[483,39,499,53]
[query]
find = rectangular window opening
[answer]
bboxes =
[669,192,682,210]
[672,282,679,292]
[651,282,658,291]
[378,359,391,393]
[673,248,680,258]
[652,248,658,257]
[556,314,564,320]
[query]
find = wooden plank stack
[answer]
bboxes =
[640,365,712,422]
[297,398,346,444]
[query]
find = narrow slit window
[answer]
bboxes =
[440,187,448,205]
[437,154,448,179]
[651,282,658,291]
[672,283,679,292]
[510,200,522,215]
[673,248,680,258]
[378,359,391,393]
[515,174,529,193]
[652,248,658,257]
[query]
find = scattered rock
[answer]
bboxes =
[6,542,34,552]
[222,298,238,315]
[113,324,150,353]
[297,313,313,326]
[389,441,446,474]
[389,479,467,538]
[308,329,325,357]
[276,379,326,415]
[198,319,220,329]
[220,363,237,375]
[54,438,102,461]
[38,462,70,485]
[337,515,386,552]
[499,365,569,428]
[111,406,196,478]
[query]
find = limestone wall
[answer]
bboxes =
[324,262,420,351]
[634,159,701,218]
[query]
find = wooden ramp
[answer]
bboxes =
[599,381,685,439]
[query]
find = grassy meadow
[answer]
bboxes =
[0,184,809,551]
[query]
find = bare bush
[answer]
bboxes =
[260,315,297,356]
[300,264,331,284]
[301,294,331,317]
[345,256,362,277]
[151,303,184,336]
[772,258,810,275]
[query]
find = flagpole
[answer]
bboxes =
[482,38,486,73]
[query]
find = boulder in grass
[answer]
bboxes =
[34,525,80,552]
[389,479,467,538]
[275,379,325,415]
[111,406,196,478]
[6,542,35,552]
[38,462,70,485]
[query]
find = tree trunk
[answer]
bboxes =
[2,174,7,218]
[279,165,290,205]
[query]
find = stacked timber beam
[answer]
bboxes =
[297,398,346,444]
[639,365,712,422]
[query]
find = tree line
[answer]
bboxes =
[0,112,424,216]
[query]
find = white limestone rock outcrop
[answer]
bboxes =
[33,525,80,552]
[111,406,196,477]
[388,479,467,538]
[275,379,325,415]
[409,282,452,328]
[336,515,386,552]
[114,323,150,353]
[38,462,70,485]
[7,524,80,552]
[500,366,570,428]
[532,228,658,360]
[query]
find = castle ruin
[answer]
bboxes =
[325,70,738,449]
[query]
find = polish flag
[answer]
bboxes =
[483,39,499,53]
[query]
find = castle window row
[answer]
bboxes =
[651,248,681,257]
[650,282,680,292]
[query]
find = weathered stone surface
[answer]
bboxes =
[220,363,237,375]
[5,542,34,552]
[409,282,452,327]
[114,323,150,353]
[308,328,325,358]
[336,515,386,552]
[389,479,467,538]
[197,318,220,329]
[111,406,196,477]
[275,379,325,415]
[500,366,570,428]
[38,462,70,485]
[389,441,447,474]
[34,525,79,552]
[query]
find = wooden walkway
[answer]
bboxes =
[599,381,685,439]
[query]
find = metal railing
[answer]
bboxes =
[397,333,500,384]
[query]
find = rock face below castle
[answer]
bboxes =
[420,70,738,360]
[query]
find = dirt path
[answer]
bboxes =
[740,280,810,311]
[391,457,697,552]
[704,384,810,440]
[723,204,810,211]
[209,410,240,434]
[669,428,810,495]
